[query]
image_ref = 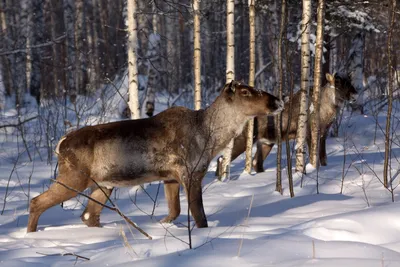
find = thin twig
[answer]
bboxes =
[36,252,90,261]
[0,116,38,129]
[51,179,152,240]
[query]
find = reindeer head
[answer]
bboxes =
[326,73,358,104]
[222,80,284,116]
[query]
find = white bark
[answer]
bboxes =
[193,0,201,110]
[245,0,256,173]
[126,0,140,119]
[295,0,311,173]
[310,0,325,168]
[219,0,236,180]
[225,0,235,83]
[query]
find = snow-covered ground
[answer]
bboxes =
[1,104,400,266]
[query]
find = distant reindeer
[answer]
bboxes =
[219,73,357,173]
[27,81,284,232]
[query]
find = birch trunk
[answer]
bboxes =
[126,0,140,119]
[193,0,201,110]
[245,0,256,173]
[383,0,396,188]
[310,0,325,169]
[219,0,235,180]
[295,0,311,173]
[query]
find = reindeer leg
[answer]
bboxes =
[319,131,328,166]
[183,172,207,228]
[253,142,274,172]
[27,175,87,233]
[81,186,113,227]
[160,180,181,223]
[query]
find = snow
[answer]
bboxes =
[1,98,400,266]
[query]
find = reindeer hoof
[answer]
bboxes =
[81,212,101,227]
[160,215,176,224]
[196,220,208,228]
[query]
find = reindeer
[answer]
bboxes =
[27,81,284,232]
[219,73,357,173]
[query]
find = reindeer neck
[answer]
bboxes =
[320,84,339,122]
[202,95,249,154]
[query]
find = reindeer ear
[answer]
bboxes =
[326,73,335,83]
[224,80,237,94]
[283,95,290,103]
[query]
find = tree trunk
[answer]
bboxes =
[310,0,325,168]
[295,0,311,173]
[255,15,265,89]
[383,0,396,188]
[74,0,86,94]
[29,0,44,103]
[14,0,29,106]
[276,0,287,194]
[49,0,60,97]
[126,0,140,119]
[0,1,12,107]
[63,0,76,102]
[89,0,100,92]
[219,0,235,180]
[345,32,365,114]
[245,0,256,173]
[98,0,110,78]
[193,0,201,110]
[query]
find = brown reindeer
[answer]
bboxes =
[27,81,284,232]
[221,73,357,173]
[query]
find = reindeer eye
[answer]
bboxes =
[241,89,251,97]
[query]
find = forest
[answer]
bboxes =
[0,0,400,266]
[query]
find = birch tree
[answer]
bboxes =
[193,0,202,111]
[219,0,235,180]
[295,0,311,173]
[126,0,140,119]
[310,0,326,169]
[245,0,256,173]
